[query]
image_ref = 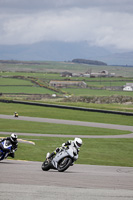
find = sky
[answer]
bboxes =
[1,0,133,53]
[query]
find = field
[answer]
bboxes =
[0,102,133,167]
[0,61,133,100]
[13,137,133,167]
[0,61,133,167]
[0,71,133,112]
[64,88,133,96]
[0,102,133,125]
[0,86,55,94]
[0,74,133,99]
[1,61,133,76]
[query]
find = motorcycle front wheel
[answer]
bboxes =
[57,157,72,172]
[41,160,51,171]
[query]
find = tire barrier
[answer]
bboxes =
[0,99,133,116]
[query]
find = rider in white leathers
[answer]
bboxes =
[47,138,82,159]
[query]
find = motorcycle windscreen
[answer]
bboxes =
[2,141,12,150]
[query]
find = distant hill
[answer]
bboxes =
[0,40,133,65]
[100,52,133,66]
[0,60,43,65]
[72,59,107,66]
[0,41,111,63]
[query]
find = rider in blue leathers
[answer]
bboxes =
[0,133,18,158]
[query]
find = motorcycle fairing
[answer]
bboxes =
[0,140,12,161]
[52,147,77,168]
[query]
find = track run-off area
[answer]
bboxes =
[0,114,133,200]
[0,114,133,138]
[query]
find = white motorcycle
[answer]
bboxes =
[41,146,78,172]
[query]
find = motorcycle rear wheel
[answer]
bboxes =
[57,157,72,172]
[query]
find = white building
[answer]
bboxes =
[123,83,133,91]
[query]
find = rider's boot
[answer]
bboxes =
[47,152,55,159]
[46,152,50,159]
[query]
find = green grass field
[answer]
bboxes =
[0,86,56,94]
[1,61,133,76]
[0,65,133,167]
[64,88,133,96]
[48,101,133,112]
[0,102,133,167]
[0,71,133,100]
[1,135,133,167]
[1,71,133,82]
[0,118,130,136]
[0,77,33,85]
[0,102,133,126]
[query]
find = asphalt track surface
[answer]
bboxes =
[1,160,133,200]
[1,114,133,200]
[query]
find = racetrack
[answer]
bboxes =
[0,160,133,200]
[1,114,133,199]
[0,114,133,138]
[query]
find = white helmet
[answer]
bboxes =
[74,138,82,148]
[10,133,17,142]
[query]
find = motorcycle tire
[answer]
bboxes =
[57,157,72,172]
[41,160,51,171]
[0,152,5,161]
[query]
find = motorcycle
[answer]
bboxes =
[0,140,12,161]
[41,146,78,172]
[14,113,18,117]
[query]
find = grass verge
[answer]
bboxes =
[0,102,133,126]
[0,118,130,135]
[1,135,133,167]
[0,102,133,167]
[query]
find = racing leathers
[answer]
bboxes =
[47,139,80,159]
[0,137,18,158]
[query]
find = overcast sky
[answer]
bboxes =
[1,0,133,52]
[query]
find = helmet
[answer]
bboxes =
[10,133,17,142]
[74,138,82,148]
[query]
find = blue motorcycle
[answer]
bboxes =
[0,140,12,161]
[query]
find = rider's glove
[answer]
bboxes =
[62,146,67,150]
[62,143,65,147]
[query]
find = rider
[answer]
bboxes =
[0,133,18,158]
[14,112,18,117]
[47,137,82,159]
